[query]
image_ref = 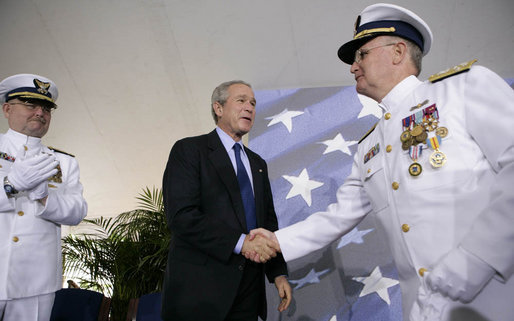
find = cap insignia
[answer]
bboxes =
[33,78,50,94]
[353,15,361,37]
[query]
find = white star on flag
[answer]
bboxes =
[329,315,337,321]
[283,168,324,206]
[265,108,304,133]
[319,133,357,156]
[357,94,382,119]
[289,268,330,290]
[353,266,399,305]
[337,228,374,249]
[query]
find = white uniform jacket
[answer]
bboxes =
[0,129,87,300]
[276,65,514,321]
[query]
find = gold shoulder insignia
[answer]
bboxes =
[48,146,75,157]
[358,122,378,144]
[429,59,478,83]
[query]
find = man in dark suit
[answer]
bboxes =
[161,80,292,321]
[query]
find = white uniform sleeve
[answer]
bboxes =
[35,155,87,226]
[276,157,373,262]
[460,66,514,279]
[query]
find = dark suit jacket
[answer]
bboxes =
[161,129,288,321]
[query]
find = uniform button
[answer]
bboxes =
[24,146,28,151]
[401,224,410,232]
[238,265,244,271]
[0,164,2,168]
[392,182,399,190]
[386,145,392,153]
[418,268,427,277]
[384,112,391,120]
[13,236,19,242]
[17,211,24,216]
[367,169,371,174]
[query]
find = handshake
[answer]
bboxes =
[241,228,281,263]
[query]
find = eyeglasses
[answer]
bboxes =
[354,43,397,64]
[8,101,55,114]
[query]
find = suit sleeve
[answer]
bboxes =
[460,66,514,279]
[259,160,289,282]
[163,139,242,264]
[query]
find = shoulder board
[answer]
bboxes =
[48,146,75,157]
[358,122,378,144]
[429,59,477,83]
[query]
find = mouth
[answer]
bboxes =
[241,116,252,122]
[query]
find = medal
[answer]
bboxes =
[430,150,447,168]
[415,130,428,143]
[427,136,447,168]
[436,126,448,138]
[409,163,423,176]
[411,125,423,137]
[402,138,413,150]
[400,130,411,143]
[408,145,423,176]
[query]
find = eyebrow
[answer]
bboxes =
[234,95,256,103]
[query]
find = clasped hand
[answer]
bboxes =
[8,150,59,192]
[241,228,281,263]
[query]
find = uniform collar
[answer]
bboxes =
[5,128,43,147]
[379,75,422,112]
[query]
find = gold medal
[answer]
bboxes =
[422,117,439,131]
[436,126,448,138]
[429,150,447,168]
[415,130,428,143]
[402,138,413,150]
[411,125,423,136]
[408,162,423,176]
[400,130,411,143]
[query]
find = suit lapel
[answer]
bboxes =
[207,130,247,231]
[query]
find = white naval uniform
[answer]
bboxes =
[275,65,514,321]
[0,129,87,314]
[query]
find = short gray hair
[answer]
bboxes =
[211,80,252,124]
[383,36,423,75]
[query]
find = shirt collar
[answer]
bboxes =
[379,75,422,111]
[215,127,245,154]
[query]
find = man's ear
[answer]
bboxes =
[392,41,408,65]
[213,101,223,117]
[2,103,11,118]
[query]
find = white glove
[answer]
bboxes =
[426,247,495,303]
[28,180,49,201]
[8,153,59,192]
[411,282,448,321]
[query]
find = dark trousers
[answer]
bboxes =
[225,261,263,321]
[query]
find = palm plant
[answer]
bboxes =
[62,187,170,321]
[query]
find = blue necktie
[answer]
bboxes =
[233,143,257,232]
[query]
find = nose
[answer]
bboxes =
[33,105,46,116]
[350,61,359,74]
[244,102,255,112]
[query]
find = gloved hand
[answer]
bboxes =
[8,153,59,192]
[28,179,49,201]
[426,247,495,303]
[411,281,448,321]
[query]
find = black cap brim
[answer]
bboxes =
[337,35,380,64]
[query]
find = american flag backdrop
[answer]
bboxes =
[249,78,514,321]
